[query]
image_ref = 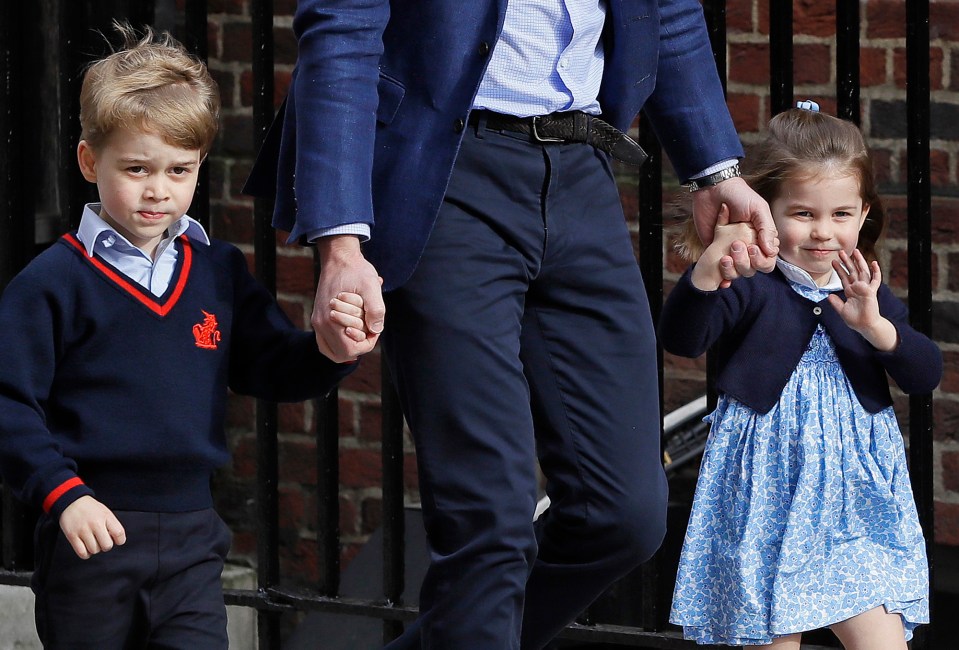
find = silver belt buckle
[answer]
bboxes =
[530,116,564,143]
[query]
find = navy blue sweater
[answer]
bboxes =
[659,268,942,414]
[0,234,353,518]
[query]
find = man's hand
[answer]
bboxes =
[690,204,757,291]
[692,176,779,276]
[313,235,385,362]
[59,496,126,560]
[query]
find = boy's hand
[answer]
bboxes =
[329,291,372,343]
[827,249,898,352]
[690,204,758,291]
[59,496,126,560]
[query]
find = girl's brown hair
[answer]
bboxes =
[674,108,884,263]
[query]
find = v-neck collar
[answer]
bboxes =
[62,233,193,317]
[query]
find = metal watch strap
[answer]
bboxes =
[684,163,742,192]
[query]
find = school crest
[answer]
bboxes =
[192,310,221,350]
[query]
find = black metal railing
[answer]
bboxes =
[0,1,937,649]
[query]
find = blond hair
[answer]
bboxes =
[79,22,219,155]
[673,108,884,263]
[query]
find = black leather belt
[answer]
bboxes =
[469,110,648,167]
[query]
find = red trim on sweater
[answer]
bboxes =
[43,477,85,513]
[62,233,193,316]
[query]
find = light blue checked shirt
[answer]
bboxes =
[474,0,606,117]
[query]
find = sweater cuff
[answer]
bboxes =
[42,476,95,520]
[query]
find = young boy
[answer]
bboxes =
[0,25,372,648]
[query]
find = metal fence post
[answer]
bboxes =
[769,0,794,115]
[835,0,861,125]
[906,1,934,649]
[249,1,282,648]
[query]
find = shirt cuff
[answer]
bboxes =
[306,223,371,243]
[690,158,740,180]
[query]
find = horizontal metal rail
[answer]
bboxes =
[222,585,838,649]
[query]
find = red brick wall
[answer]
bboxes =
[201,1,959,585]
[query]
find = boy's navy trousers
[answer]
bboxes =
[32,508,232,649]
[383,117,669,649]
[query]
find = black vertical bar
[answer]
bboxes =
[127,0,156,28]
[0,2,37,556]
[251,1,281,648]
[769,0,794,115]
[701,0,727,417]
[58,3,96,229]
[835,0,860,124]
[316,389,341,599]
[1,492,34,571]
[0,0,31,288]
[183,0,210,228]
[183,0,209,64]
[637,120,664,630]
[702,0,727,95]
[381,363,406,643]
[906,2,934,649]
[254,397,280,650]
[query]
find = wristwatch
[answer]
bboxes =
[683,163,741,192]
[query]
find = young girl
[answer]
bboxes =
[662,105,942,649]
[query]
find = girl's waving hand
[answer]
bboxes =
[827,249,899,352]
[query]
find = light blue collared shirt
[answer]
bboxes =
[76,203,211,297]
[474,0,606,117]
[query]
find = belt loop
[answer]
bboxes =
[471,109,487,139]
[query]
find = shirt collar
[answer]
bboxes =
[776,257,844,292]
[76,203,211,257]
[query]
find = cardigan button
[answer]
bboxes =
[813,306,822,316]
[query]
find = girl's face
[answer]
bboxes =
[770,171,870,286]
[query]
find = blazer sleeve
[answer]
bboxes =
[283,0,391,240]
[642,0,744,181]
[658,268,750,358]
[222,244,356,401]
[873,285,943,394]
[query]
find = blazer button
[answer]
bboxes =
[813,306,822,315]
[454,118,465,133]
[478,41,491,56]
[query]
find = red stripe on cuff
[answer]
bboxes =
[42,477,85,513]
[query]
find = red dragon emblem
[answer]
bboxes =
[192,310,221,350]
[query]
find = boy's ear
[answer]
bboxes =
[76,141,99,183]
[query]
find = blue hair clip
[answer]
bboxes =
[796,99,820,112]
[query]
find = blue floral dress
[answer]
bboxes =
[669,279,928,646]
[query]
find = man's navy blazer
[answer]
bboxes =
[246,0,745,290]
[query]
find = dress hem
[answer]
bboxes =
[671,597,927,646]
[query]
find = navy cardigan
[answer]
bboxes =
[658,268,942,414]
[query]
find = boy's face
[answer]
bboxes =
[77,128,202,257]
